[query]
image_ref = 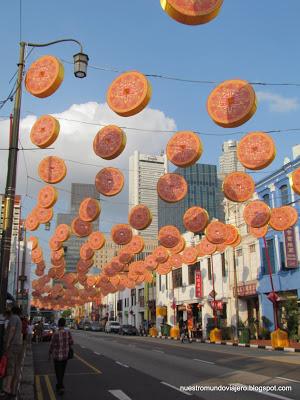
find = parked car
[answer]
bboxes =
[105,321,120,333]
[78,319,91,330]
[119,325,138,336]
[90,321,101,332]
[32,323,53,342]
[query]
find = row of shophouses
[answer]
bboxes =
[95,155,300,339]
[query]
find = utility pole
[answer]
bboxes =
[233,247,239,341]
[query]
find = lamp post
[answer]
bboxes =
[0,38,88,356]
[233,247,239,341]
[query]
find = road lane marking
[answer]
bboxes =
[109,389,132,400]
[44,375,56,400]
[276,377,300,384]
[231,383,293,400]
[115,361,129,368]
[161,382,192,396]
[193,358,215,365]
[35,375,43,400]
[75,353,102,374]
[94,351,101,355]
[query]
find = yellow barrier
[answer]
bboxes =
[271,328,289,348]
[209,327,222,342]
[149,327,158,337]
[170,326,180,338]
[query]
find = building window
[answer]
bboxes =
[263,193,270,207]
[207,258,212,281]
[262,238,276,274]
[280,184,289,206]
[249,244,256,253]
[280,241,286,270]
[172,268,182,288]
[236,248,242,257]
[188,262,200,285]
[131,289,136,306]
[221,253,226,277]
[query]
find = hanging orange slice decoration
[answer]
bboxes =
[30,115,60,148]
[158,225,181,248]
[126,235,145,254]
[207,79,257,128]
[111,224,133,245]
[79,198,100,222]
[250,225,268,238]
[269,206,298,231]
[157,173,188,203]
[170,237,186,254]
[128,204,152,230]
[38,156,67,184]
[77,259,93,274]
[291,168,300,195]
[95,167,124,197]
[152,246,169,264]
[224,224,239,245]
[25,212,40,231]
[118,250,133,265]
[205,221,227,244]
[28,236,38,250]
[156,260,172,275]
[144,255,158,271]
[243,200,271,228]
[88,232,106,251]
[80,243,94,261]
[182,247,198,264]
[230,234,242,248]
[34,206,53,224]
[37,186,58,208]
[71,217,92,237]
[281,206,298,227]
[25,55,64,98]
[169,253,183,269]
[196,238,216,256]
[183,206,209,233]
[237,132,276,170]
[160,0,223,25]
[55,224,71,242]
[166,131,203,167]
[93,125,126,160]
[107,71,151,117]
[223,172,255,202]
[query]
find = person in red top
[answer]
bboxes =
[49,318,73,394]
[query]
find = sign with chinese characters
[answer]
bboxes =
[210,300,223,310]
[233,282,257,297]
[195,271,203,298]
[284,227,298,268]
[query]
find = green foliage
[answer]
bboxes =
[61,309,72,318]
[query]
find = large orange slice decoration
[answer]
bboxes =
[205,221,227,244]
[237,132,276,170]
[183,206,209,233]
[37,185,58,208]
[170,237,186,254]
[93,125,126,160]
[34,206,53,224]
[128,204,152,230]
[25,55,64,98]
[107,71,151,117]
[230,234,242,248]
[79,198,100,222]
[157,173,188,203]
[126,235,144,254]
[158,225,181,248]
[291,168,300,195]
[38,156,67,184]
[111,258,126,273]
[153,246,169,263]
[28,236,38,250]
[269,206,298,231]
[156,260,172,275]
[216,242,227,253]
[169,253,183,269]
[88,231,106,250]
[25,212,40,231]
[281,206,298,227]
[80,243,94,261]
[207,79,257,128]
[32,247,43,261]
[118,249,134,265]
[223,172,255,202]
[182,247,198,264]
[55,224,71,242]
[30,115,60,148]
[243,200,271,228]
[95,167,124,196]
[160,0,223,25]
[250,225,268,238]
[71,217,92,237]
[196,237,216,256]
[77,259,93,274]
[51,248,64,262]
[224,224,239,245]
[111,224,133,245]
[166,131,203,167]
[144,255,158,271]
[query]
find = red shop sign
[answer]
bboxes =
[210,300,223,310]
[195,271,203,298]
[284,227,298,268]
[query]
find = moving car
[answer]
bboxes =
[105,321,120,333]
[33,323,53,342]
[119,325,138,336]
[90,321,101,332]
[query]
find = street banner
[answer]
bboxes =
[195,271,203,298]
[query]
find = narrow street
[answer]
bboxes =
[33,331,300,400]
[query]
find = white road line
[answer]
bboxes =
[108,390,132,400]
[193,358,215,364]
[232,383,293,400]
[160,382,192,396]
[276,376,300,384]
[94,351,101,355]
[153,349,164,353]
[115,361,129,368]
[80,345,86,348]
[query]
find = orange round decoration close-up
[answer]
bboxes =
[160,0,223,25]
[224,224,239,245]
[111,224,133,245]
[71,217,93,237]
[25,55,64,98]
[157,173,188,203]
[291,168,300,195]
[128,204,152,230]
[183,206,209,233]
[223,172,255,202]
[93,125,126,160]
[34,206,53,224]
[79,198,101,222]
[88,231,106,251]
[28,236,38,250]
[107,71,151,117]
[30,115,60,148]
[95,167,124,197]
[55,224,71,242]
[269,206,298,231]
[80,243,94,261]
[169,253,183,269]
[207,79,257,128]
[37,185,58,209]
[182,247,198,264]
[237,132,276,170]
[250,225,268,238]
[196,237,216,256]
[38,156,67,184]
[49,236,62,251]
[205,221,227,244]
[170,237,186,254]
[152,246,169,264]
[281,206,298,227]
[158,225,181,248]
[166,131,203,167]
[243,200,271,228]
[25,212,40,231]
[126,235,145,254]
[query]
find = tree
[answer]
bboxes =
[61,309,72,319]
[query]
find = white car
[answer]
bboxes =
[105,321,121,333]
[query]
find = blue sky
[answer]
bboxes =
[1,0,300,258]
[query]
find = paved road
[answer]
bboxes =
[33,331,300,400]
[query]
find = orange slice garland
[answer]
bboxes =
[205,221,227,244]
[95,167,124,197]
[34,206,53,224]
[182,247,198,264]
[55,224,71,242]
[93,125,126,160]
[25,212,40,231]
[223,172,255,202]
[157,173,188,203]
[128,204,152,230]
[243,200,271,228]
[37,186,58,208]
[79,198,101,222]
[250,225,268,238]
[291,168,300,195]
[38,156,67,184]
[111,224,133,245]
[88,232,106,251]
[269,206,298,231]
[166,131,203,167]
[183,206,209,233]
[158,225,181,248]
[30,115,60,148]
[71,217,93,237]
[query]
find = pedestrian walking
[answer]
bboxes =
[49,318,74,395]
[0,306,23,399]
[21,317,28,344]
[27,322,34,346]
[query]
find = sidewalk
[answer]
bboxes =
[18,344,35,400]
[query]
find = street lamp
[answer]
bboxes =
[0,38,88,357]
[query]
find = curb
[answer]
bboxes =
[146,335,300,352]
[18,344,35,400]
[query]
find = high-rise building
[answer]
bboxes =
[219,140,245,178]
[158,163,224,233]
[129,151,167,238]
[56,183,99,273]
[0,194,21,240]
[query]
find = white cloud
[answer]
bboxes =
[257,91,299,112]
